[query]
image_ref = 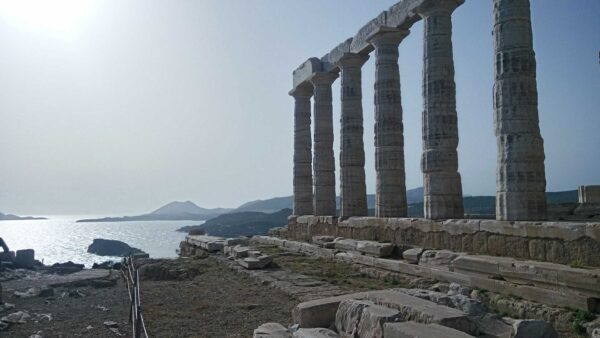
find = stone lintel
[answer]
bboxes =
[350,11,388,53]
[289,82,314,97]
[291,0,433,92]
[366,26,410,47]
[335,52,370,69]
[412,0,465,17]
[292,57,322,92]
[321,38,353,73]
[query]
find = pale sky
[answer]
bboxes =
[0,0,598,215]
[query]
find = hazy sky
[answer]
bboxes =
[0,0,598,215]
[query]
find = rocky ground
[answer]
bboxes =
[1,270,130,338]
[2,250,596,337]
[137,257,295,337]
[1,257,297,338]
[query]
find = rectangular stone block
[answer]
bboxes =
[0,251,15,262]
[363,290,476,334]
[384,322,475,338]
[293,292,367,328]
[402,248,424,264]
[15,249,34,269]
[356,241,394,258]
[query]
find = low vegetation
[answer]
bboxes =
[258,245,407,292]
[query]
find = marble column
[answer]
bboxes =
[290,84,314,216]
[369,29,409,218]
[417,1,464,219]
[311,72,338,216]
[493,0,547,220]
[337,53,370,218]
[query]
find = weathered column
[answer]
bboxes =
[369,29,409,218]
[311,72,338,216]
[290,84,314,216]
[417,1,464,219]
[493,0,547,220]
[337,53,369,218]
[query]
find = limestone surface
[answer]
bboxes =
[493,0,547,221]
[369,28,409,218]
[383,322,475,338]
[291,84,314,216]
[311,72,338,216]
[337,53,369,218]
[417,1,464,219]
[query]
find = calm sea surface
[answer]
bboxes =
[0,216,202,267]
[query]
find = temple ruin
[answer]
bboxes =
[290,0,547,222]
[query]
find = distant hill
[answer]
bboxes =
[175,189,580,237]
[150,201,232,216]
[0,212,46,221]
[77,201,232,223]
[232,187,425,213]
[179,209,292,238]
[407,190,579,218]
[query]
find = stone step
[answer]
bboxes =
[254,236,600,311]
[384,322,475,338]
[451,255,600,297]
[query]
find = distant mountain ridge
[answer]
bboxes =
[76,188,579,223]
[150,201,232,216]
[0,212,46,221]
[233,187,425,214]
[77,201,232,223]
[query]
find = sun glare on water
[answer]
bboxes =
[0,0,98,37]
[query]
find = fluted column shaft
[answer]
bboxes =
[493,0,547,220]
[337,53,370,218]
[311,73,338,216]
[291,85,314,216]
[418,2,464,219]
[369,29,409,218]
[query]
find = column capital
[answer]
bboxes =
[414,0,464,18]
[310,72,338,86]
[336,53,370,69]
[367,27,410,47]
[289,83,313,98]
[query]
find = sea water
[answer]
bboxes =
[0,216,203,267]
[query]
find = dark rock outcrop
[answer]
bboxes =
[50,261,84,274]
[87,239,145,257]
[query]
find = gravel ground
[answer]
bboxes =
[1,257,296,338]
[139,257,295,337]
[1,271,131,338]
